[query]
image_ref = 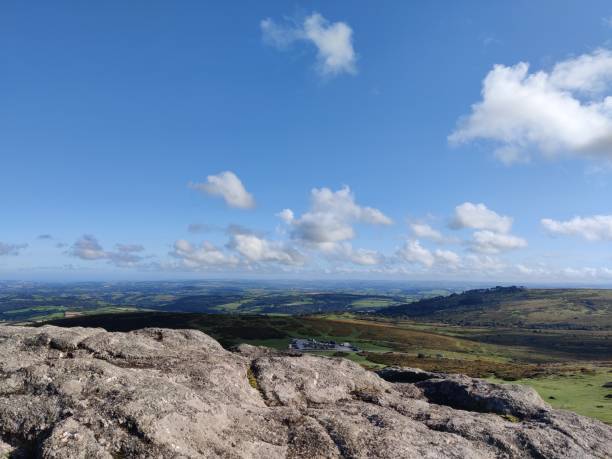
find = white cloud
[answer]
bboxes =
[604,17,612,28]
[470,230,527,254]
[228,233,304,265]
[541,215,612,241]
[397,240,461,269]
[450,49,612,162]
[396,240,435,268]
[189,171,255,209]
[170,239,238,269]
[410,222,443,241]
[434,249,461,267]
[549,50,612,94]
[515,263,551,277]
[276,208,294,223]
[464,254,507,273]
[261,12,357,76]
[320,242,383,266]
[345,248,382,266]
[285,186,391,245]
[0,242,27,256]
[451,202,513,233]
[559,266,612,280]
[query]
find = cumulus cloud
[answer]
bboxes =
[69,235,146,267]
[450,202,513,233]
[449,203,526,254]
[450,49,612,163]
[228,233,304,265]
[396,240,460,269]
[397,240,435,268]
[283,186,392,246]
[189,171,255,209]
[410,222,444,241]
[0,242,27,256]
[470,230,527,254]
[261,12,357,76]
[541,215,612,241]
[276,208,294,224]
[549,50,612,94]
[170,240,239,269]
[434,249,461,267]
[37,234,52,240]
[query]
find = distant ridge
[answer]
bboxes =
[380,286,526,317]
[378,286,612,329]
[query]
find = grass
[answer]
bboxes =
[350,298,397,309]
[489,369,612,424]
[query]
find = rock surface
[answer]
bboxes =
[0,325,609,458]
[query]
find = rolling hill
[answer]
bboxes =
[379,286,612,329]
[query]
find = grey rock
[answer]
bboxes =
[376,366,442,383]
[0,325,609,458]
[418,374,550,418]
[377,366,549,418]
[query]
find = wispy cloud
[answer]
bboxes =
[170,239,239,269]
[261,12,357,77]
[68,235,146,267]
[0,242,28,256]
[187,223,220,234]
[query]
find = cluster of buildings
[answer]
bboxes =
[289,338,359,352]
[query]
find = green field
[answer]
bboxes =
[489,371,612,424]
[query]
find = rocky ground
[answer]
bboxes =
[0,326,610,458]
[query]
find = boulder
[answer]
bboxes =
[0,325,609,458]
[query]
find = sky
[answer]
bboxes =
[2,1,612,283]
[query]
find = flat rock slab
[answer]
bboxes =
[0,325,610,458]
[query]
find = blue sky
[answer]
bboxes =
[2,1,612,282]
